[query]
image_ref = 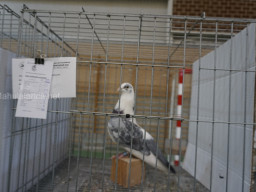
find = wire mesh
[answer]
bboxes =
[0,4,256,192]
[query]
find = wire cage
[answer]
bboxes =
[1,4,256,192]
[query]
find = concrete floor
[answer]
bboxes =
[28,157,209,192]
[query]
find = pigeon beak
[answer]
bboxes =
[117,87,120,92]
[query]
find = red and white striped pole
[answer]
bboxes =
[174,68,192,166]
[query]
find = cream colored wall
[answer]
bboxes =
[2,0,171,15]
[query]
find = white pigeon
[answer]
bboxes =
[107,82,176,174]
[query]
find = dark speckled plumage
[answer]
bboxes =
[108,115,176,173]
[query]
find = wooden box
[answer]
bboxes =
[110,157,145,188]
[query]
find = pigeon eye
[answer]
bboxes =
[124,85,129,89]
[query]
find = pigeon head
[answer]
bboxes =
[119,82,134,94]
[115,82,135,115]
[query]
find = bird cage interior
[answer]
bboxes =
[1,4,256,192]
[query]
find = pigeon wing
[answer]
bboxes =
[108,117,150,155]
[145,139,176,173]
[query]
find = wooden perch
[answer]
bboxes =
[111,157,145,188]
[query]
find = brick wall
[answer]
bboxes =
[173,0,256,18]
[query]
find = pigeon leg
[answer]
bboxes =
[111,151,129,159]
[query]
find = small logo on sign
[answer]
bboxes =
[32,65,37,72]
[19,63,24,69]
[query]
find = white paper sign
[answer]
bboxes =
[15,61,54,119]
[12,57,76,98]
[46,57,76,98]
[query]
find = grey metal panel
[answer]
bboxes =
[0,48,16,192]
[183,24,255,191]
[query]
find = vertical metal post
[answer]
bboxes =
[15,118,24,191]
[88,113,96,191]
[54,32,57,57]
[149,17,157,133]
[40,15,44,57]
[66,107,74,192]
[112,15,126,192]
[7,113,17,192]
[64,100,68,159]
[32,12,38,58]
[166,17,173,114]
[75,113,82,192]
[101,14,115,190]
[74,13,81,192]
[9,13,13,50]
[166,21,174,189]
[140,117,147,192]
[23,13,29,56]
[51,99,60,191]
[102,13,110,148]
[75,13,81,58]
[58,101,63,162]
[168,75,176,164]
[27,118,34,191]
[101,76,108,189]
[31,119,38,189]
[210,21,218,191]
[61,13,66,56]
[241,24,249,192]
[0,7,5,47]
[46,12,52,57]
[134,15,142,114]
[47,100,54,182]
[105,14,111,62]
[17,10,24,57]
[7,8,25,192]
[43,99,50,179]
[127,117,135,191]
[36,119,44,192]
[28,14,33,57]
[153,118,161,192]
[98,12,110,169]
[63,99,69,159]
[83,13,96,159]
[226,22,234,192]
[177,18,187,191]
[150,17,157,190]
[21,118,29,192]
[88,13,101,191]
[194,19,203,192]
